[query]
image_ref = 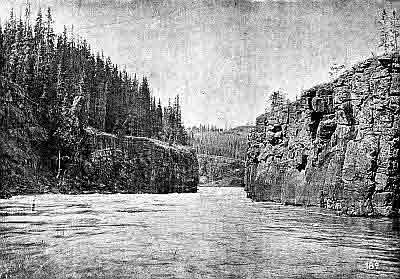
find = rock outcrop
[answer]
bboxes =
[0,125,198,197]
[245,54,400,217]
[198,154,245,187]
[64,128,199,194]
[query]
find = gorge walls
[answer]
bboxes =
[0,124,198,197]
[68,128,199,194]
[245,54,400,217]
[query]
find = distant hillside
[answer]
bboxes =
[224,125,254,135]
[197,154,245,187]
[187,125,254,160]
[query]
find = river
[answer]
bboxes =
[0,187,399,279]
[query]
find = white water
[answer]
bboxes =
[0,187,399,278]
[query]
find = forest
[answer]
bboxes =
[187,125,251,160]
[0,7,188,172]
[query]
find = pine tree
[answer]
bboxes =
[42,7,56,106]
[173,95,187,145]
[0,6,189,177]
[156,99,163,139]
[150,97,156,137]
[0,23,4,73]
[138,77,151,137]
[377,7,400,53]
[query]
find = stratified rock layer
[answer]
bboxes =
[0,124,198,197]
[60,128,199,194]
[245,54,400,216]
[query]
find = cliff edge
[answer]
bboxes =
[245,54,400,217]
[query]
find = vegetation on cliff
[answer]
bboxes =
[0,6,187,142]
[244,5,400,217]
[0,6,193,197]
[245,54,400,217]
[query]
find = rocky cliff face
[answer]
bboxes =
[64,128,199,194]
[0,125,198,197]
[198,154,245,187]
[246,54,400,217]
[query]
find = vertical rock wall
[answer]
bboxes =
[245,54,400,216]
[67,128,198,194]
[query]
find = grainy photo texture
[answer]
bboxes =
[0,0,399,278]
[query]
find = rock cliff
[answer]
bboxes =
[245,54,400,217]
[0,125,198,197]
[65,127,199,194]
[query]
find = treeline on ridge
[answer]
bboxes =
[187,126,250,160]
[0,6,188,163]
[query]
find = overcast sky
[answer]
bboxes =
[0,0,381,128]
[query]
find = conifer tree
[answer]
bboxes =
[377,6,400,53]
[0,6,190,177]
[156,99,163,139]
[0,24,4,73]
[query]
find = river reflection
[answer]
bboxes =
[0,187,399,278]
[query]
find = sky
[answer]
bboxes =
[0,0,382,128]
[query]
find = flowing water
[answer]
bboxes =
[0,187,399,279]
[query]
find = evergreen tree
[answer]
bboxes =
[150,97,157,137]
[0,23,4,73]
[155,99,163,139]
[0,6,189,178]
[377,6,400,53]
[138,77,151,137]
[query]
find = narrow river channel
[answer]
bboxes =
[1,187,399,279]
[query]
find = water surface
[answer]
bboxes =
[0,187,399,278]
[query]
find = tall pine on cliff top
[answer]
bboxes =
[377,5,400,54]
